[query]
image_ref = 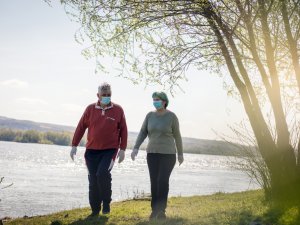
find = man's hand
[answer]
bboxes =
[131,149,139,161]
[178,154,184,166]
[118,149,125,163]
[70,146,77,161]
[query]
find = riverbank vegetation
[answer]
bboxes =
[3,190,300,225]
[0,128,85,146]
[0,128,243,156]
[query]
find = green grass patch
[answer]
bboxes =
[3,190,300,225]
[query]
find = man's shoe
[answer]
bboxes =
[102,203,110,214]
[87,212,99,218]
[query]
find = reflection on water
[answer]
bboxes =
[0,141,258,218]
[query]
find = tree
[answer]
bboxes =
[44,131,71,146]
[0,129,16,141]
[57,0,300,203]
[21,130,41,143]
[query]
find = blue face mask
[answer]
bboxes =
[153,100,163,109]
[101,97,111,105]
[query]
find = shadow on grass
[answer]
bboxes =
[235,210,261,225]
[69,215,114,225]
[135,217,187,225]
[232,209,300,225]
[206,210,264,225]
[262,204,300,225]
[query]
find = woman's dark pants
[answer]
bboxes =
[147,153,176,215]
[85,149,116,214]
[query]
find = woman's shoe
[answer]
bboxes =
[156,211,166,220]
[149,211,157,220]
[102,202,110,214]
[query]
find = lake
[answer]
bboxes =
[0,141,259,218]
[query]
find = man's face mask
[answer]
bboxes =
[100,93,111,105]
[101,97,111,105]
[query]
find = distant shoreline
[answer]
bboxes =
[0,139,244,157]
[0,116,248,156]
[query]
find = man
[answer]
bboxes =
[70,82,127,217]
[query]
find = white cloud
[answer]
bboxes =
[16,110,52,117]
[80,88,92,95]
[61,103,84,112]
[16,97,48,105]
[0,79,28,88]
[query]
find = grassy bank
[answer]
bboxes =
[3,190,300,225]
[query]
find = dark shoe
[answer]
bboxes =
[149,211,157,220]
[156,211,166,220]
[87,212,99,218]
[102,203,110,214]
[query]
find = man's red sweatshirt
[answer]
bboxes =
[72,101,128,151]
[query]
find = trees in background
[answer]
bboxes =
[0,129,86,146]
[21,130,41,143]
[45,131,71,146]
[57,0,300,203]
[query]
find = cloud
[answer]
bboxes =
[16,97,48,105]
[0,79,28,88]
[70,88,93,97]
[16,110,52,116]
[61,103,84,112]
[80,88,92,95]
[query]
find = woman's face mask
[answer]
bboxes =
[153,100,163,109]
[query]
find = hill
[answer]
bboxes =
[0,116,242,156]
[0,116,75,132]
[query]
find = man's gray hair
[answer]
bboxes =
[98,82,111,93]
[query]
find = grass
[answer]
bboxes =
[3,190,300,225]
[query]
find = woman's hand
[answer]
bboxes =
[131,149,139,161]
[178,154,184,165]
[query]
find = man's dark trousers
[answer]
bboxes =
[85,149,116,214]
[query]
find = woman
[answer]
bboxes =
[131,91,184,220]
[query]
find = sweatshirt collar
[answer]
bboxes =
[95,101,114,110]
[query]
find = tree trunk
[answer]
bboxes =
[280,0,300,93]
[205,0,298,203]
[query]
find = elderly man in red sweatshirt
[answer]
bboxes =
[70,82,127,217]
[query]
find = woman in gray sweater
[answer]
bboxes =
[131,91,184,220]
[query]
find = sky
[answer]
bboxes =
[0,0,247,140]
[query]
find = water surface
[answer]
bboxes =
[0,141,258,218]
